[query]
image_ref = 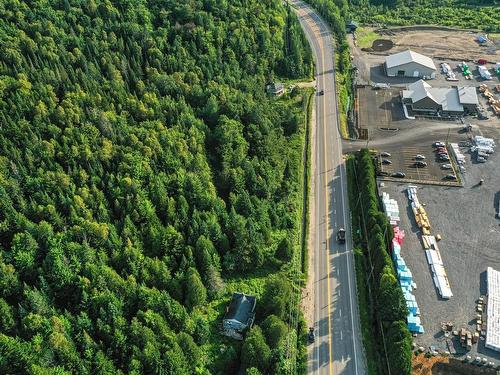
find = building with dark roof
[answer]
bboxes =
[222,293,256,340]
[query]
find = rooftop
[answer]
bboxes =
[386,50,436,71]
[486,267,500,352]
[223,292,256,326]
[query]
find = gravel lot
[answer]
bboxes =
[379,147,500,364]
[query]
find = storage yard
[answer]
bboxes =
[378,145,500,366]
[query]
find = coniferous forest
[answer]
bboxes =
[0,0,313,374]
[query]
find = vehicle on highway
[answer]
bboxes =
[380,151,391,157]
[444,174,457,180]
[308,327,315,343]
[318,90,324,96]
[391,172,406,178]
[433,141,445,148]
[441,164,453,170]
[381,159,392,165]
[414,161,427,167]
[415,154,426,160]
[336,228,346,244]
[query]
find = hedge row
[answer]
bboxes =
[348,149,412,375]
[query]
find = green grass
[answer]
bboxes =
[356,27,380,49]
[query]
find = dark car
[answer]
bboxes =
[336,228,346,244]
[391,172,406,178]
[308,327,315,343]
[318,90,324,96]
[381,159,392,165]
[438,155,450,161]
[414,161,427,167]
[444,174,457,180]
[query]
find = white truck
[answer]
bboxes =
[478,65,492,80]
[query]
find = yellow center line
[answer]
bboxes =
[318,25,334,375]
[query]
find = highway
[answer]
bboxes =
[290,1,367,374]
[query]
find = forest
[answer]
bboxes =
[349,0,500,31]
[0,0,313,374]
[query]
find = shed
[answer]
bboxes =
[346,20,358,32]
[385,50,436,79]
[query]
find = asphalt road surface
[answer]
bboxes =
[290,1,366,374]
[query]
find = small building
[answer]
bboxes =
[402,80,478,117]
[346,20,358,33]
[385,50,436,79]
[266,82,285,96]
[222,293,256,340]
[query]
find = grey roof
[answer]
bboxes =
[457,86,479,105]
[266,82,284,93]
[223,293,256,325]
[402,80,434,103]
[403,79,467,112]
[386,50,436,71]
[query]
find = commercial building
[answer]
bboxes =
[402,80,478,117]
[385,50,436,79]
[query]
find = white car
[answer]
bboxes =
[433,141,445,148]
[415,154,426,160]
[441,164,452,170]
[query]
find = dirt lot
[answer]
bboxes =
[413,355,497,375]
[379,145,500,366]
[349,26,500,87]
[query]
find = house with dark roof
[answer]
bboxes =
[222,293,256,340]
[346,20,358,33]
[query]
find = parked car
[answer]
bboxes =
[414,161,427,167]
[415,154,426,160]
[391,172,406,178]
[438,154,450,160]
[444,174,457,180]
[380,152,391,157]
[318,90,324,96]
[433,141,445,147]
[441,164,453,170]
[437,152,448,157]
[308,327,315,343]
[477,156,487,163]
[381,159,392,165]
[478,111,489,120]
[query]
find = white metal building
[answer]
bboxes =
[385,50,436,79]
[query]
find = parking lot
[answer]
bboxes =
[377,144,460,185]
[379,147,500,364]
[357,86,405,130]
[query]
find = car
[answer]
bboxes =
[380,152,391,157]
[437,152,448,157]
[478,111,489,120]
[438,154,450,160]
[308,327,315,343]
[318,90,324,96]
[381,159,392,165]
[477,156,486,163]
[415,154,426,160]
[444,174,457,180]
[433,141,445,147]
[391,172,406,178]
[441,164,453,170]
[336,228,346,244]
[435,147,447,153]
[414,161,427,167]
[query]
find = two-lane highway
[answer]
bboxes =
[290,1,366,374]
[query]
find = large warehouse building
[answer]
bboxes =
[402,80,478,117]
[385,50,436,79]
